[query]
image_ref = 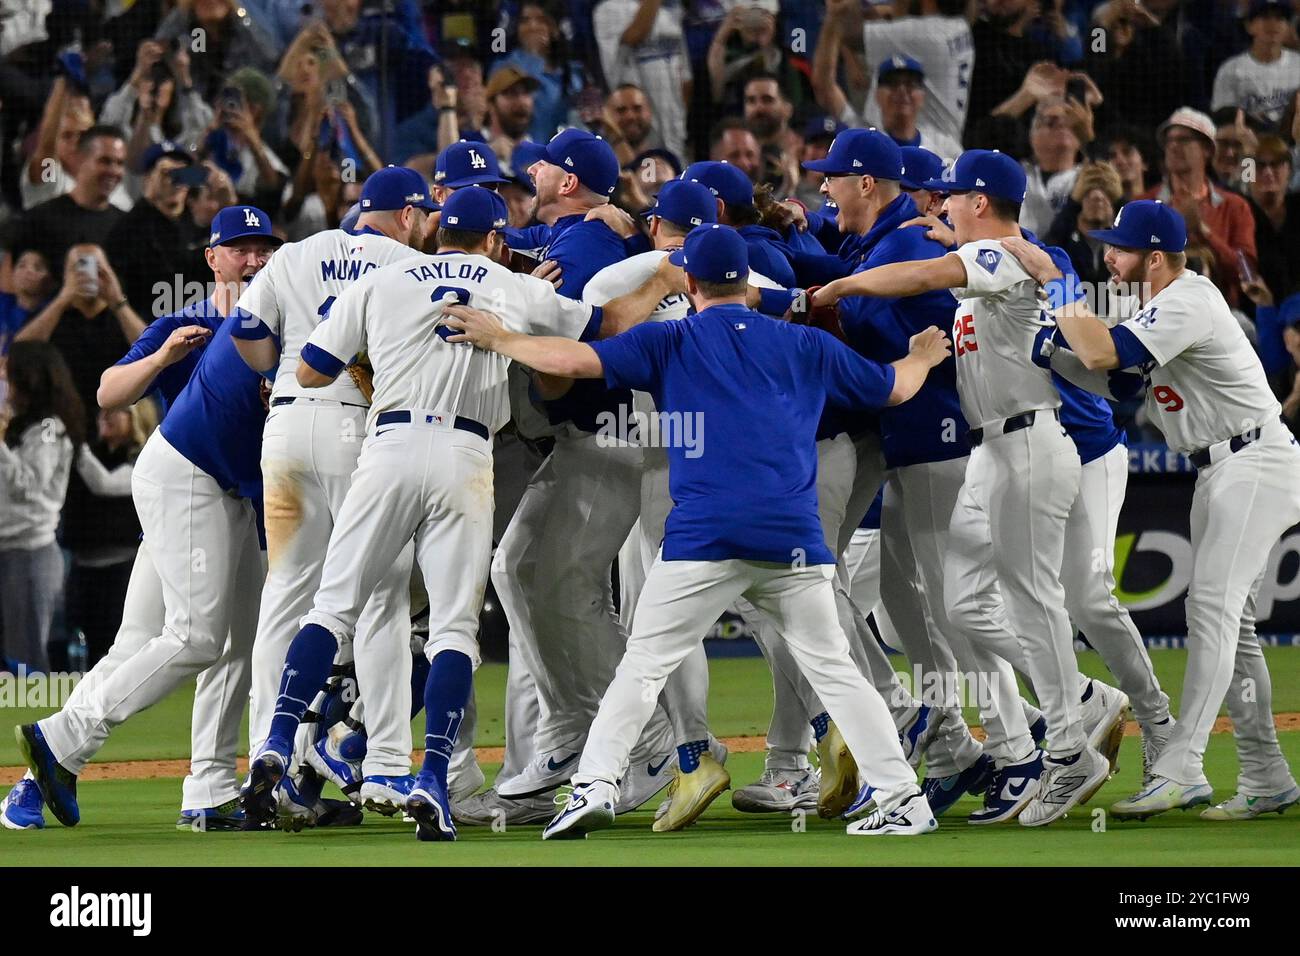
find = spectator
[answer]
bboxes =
[1044,160,1125,289]
[1020,95,1093,236]
[202,67,290,211]
[1211,0,1300,129]
[989,59,1103,131]
[4,126,128,284]
[62,402,158,668]
[615,147,682,211]
[1212,108,1260,192]
[794,116,846,210]
[1086,0,1185,133]
[105,142,209,320]
[497,0,590,143]
[180,162,240,278]
[595,84,658,167]
[593,0,692,160]
[871,57,963,162]
[1247,135,1300,301]
[1140,0,1219,113]
[0,340,82,674]
[393,64,462,177]
[1141,106,1258,307]
[707,1,807,114]
[899,145,949,218]
[20,78,131,213]
[153,0,281,103]
[481,65,541,165]
[965,0,1054,142]
[1242,280,1300,434]
[819,0,974,148]
[0,250,53,355]
[741,74,797,191]
[276,19,379,165]
[709,119,763,184]
[1101,125,1156,202]
[14,245,146,418]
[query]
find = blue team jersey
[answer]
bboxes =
[590,303,896,564]
[114,300,224,410]
[735,224,797,288]
[0,293,41,355]
[839,193,969,468]
[158,311,267,496]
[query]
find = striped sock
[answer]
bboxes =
[677,739,709,774]
[810,711,830,742]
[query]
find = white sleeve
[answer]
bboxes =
[307,277,367,365]
[747,269,782,290]
[74,445,134,497]
[522,274,595,339]
[1209,60,1235,113]
[235,250,285,337]
[1117,297,1212,367]
[950,241,1034,299]
[592,1,631,86]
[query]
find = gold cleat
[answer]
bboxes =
[651,754,730,832]
[817,721,860,819]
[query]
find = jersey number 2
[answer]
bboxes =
[954,313,977,356]
[1152,384,1184,412]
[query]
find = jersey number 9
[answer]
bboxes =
[1152,384,1184,412]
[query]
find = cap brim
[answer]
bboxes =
[801,158,846,173]
[919,177,957,192]
[667,249,686,267]
[513,141,548,174]
[1085,227,1137,247]
[443,173,510,189]
[414,198,441,212]
[213,229,284,248]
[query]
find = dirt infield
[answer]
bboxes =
[2,713,1297,786]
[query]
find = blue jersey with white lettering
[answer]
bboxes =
[114,300,223,411]
[839,193,968,468]
[589,303,896,564]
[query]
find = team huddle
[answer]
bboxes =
[5,125,1299,841]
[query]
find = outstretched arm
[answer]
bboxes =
[442,305,604,379]
[887,327,952,405]
[813,253,968,306]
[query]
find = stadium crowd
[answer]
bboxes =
[0,0,1298,676]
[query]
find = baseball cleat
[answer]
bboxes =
[1019,747,1110,827]
[314,797,364,827]
[968,750,1044,825]
[176,799,245,832]
[15,724,79,827]
[543,779,618,840]
[497,747,582,799]
[1139,717,1175,785]
[655,737,726,821]
[732,767,821,813]
[449,760,487,804]
[453,788,556,826]
[1078,678,1129,774]
[653,753,730,832]
[816,721,859,819]
[276,771,324,832]
[1200,786,1300,821]
[407,773,457,842]
[842,783,877,821]
[899,705,942,769]
[920,754,996,817]
[359,774,417,815]
[1,777,46,830]
[304,731,365,801]
[241,743,289,828]
[846,792,938,836]
[1111,776,1214,821]
[616,733,678,813]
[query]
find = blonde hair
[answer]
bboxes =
[126,399,161,458]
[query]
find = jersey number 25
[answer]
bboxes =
[954,313,977,356]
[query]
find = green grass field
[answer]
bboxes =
[2,649,1298,866]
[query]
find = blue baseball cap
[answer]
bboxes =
[208,205,281,248]
[359,166,440,213]
[922,149,1026,203]
[899,146,945,191]
[877,54,925,84]
[802,127,904,179]
[1087,200,1188,252]
[438,186,510,234]
[140,139,193,173]
[1247,0,1293,19]
[804,115,848,143]
[514,129,620,197]
[340,202,361,234]
[680,161,754,207]
[435,140,509,189]
[647,179,718,229]
[667,223,750,283]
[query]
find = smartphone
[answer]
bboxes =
[169,164,209,188]
[1065,77,1088,104]
[1236,250,1257,285]
[75,253,100,299]
[325,78,346,107]
[219,85,244,116]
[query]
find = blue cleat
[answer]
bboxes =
[304,732,365,801]
[240,740,290,827]
[1,777,46,830]
[842,783,877,820]
[407,773,457,842]
[176,799,245,832]
[968,750,1045,825]
[15,724,79,826]
[920,753,995,817]
[899,705,941,768]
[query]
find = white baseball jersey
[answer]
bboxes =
[1118,271,1281,454]
[1210,49,1300,126]
[235,229,422,404]
[949,239,1060,429]
[307,252,596,432]
[859,16,974,147]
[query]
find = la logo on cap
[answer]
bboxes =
[1113,208,1123,226]
[244,208,260,227]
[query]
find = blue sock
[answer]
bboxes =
[420,650,472,787]
[267,624,338,751]
[810,712,830,742]
[677,739,709,774]
[409,653,431,719]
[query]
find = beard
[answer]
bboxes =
[498,109,532,140]
[746,114,781,141]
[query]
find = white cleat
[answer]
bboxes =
[1019,747,1111,827]
[732,767,821,813]
[449,761,486,804]
[1200,786,1300,821]
[846,793,938,836]
[1111,775,1213,821]
[1078,678,1129,774]
[497,747,582,799]
[453,787,556,826]
[1139,717,1175,785]
[617,743,677,814]
[542,779,618,840]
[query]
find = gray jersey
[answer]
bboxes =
[1210,50,1300,126]
[949,239,1060,429]
[1119,271,1281,453]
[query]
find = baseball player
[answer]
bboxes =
[1000,200,1300,821]
[433,140,509,202]
[814,150,1112,827]
[230,166,436,823]
[244,186,671,841]
[443,223,952,839]
[15,207,280,828]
